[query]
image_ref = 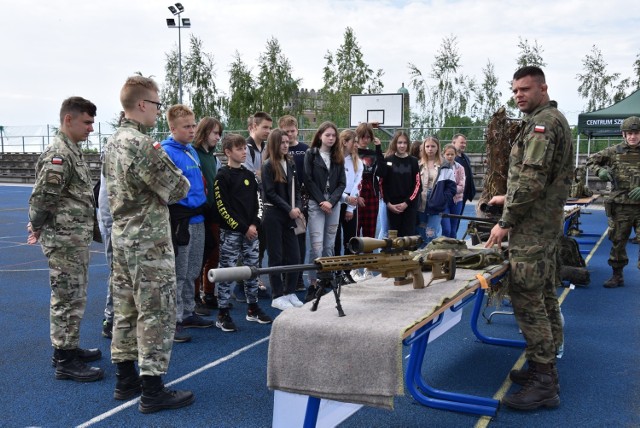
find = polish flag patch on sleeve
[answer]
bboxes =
[153,141,161,150]
[51,157,63,165]
[534,125,546,133]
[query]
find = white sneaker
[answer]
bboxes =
[271,295,294,311]
[350,269,362,282]
[361,268,374,281]
[286,293,304,308]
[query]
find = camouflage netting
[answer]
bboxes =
[477,107,522,216]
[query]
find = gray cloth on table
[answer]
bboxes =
[267,267,493,410]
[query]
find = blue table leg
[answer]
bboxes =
[470,288,526,348]
[303,396,321,428]
[404,322,499,416]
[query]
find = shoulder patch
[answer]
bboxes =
[45,171,63,185]
[153,141,161,150]
[534,125,545,133]
[51,157,63,165]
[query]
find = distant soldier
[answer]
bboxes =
[27,96,104,382]
[103,76,194,413]
[586,116,640,287]
[486,66,572,410]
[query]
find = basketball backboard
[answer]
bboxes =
[349,93,404,128]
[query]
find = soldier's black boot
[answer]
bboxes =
[138,375,195,414]
[114,361,142,400]
[51,347,102,367]
[603,267,624,288]
[54,348,104,382]
[503,362,560,410]
[510,360,560,392]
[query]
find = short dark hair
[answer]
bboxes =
[252,111,273,127]
[59,96,97,124]
[222,133,247,153]
[513,66,546,84]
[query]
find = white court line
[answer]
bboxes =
[76,335,270,428]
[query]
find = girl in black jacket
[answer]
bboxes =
[303,122,346,298]
[262,129,304,310]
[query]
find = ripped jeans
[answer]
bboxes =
[307,198,341,282]
[417,210,442,247]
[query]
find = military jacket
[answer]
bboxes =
[28,131,95,248]
[103,119,190,249]
[502,101,573,239]
[586,142,640,204]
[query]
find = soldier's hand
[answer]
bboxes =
[629,187,640,201]
[598,169,612,182]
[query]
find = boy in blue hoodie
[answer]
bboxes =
[162,105,213,342]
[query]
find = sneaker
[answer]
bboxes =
[362,268,374,281]
[102,319,113,339]
[174,323,192,343]
[286,293,304,308]
[194,302,211,317]
[216,311,237,332]
[182,313,214,329]
[271,295,294,311]
[246,306,273,324]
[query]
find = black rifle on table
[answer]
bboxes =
[440,212,500,245]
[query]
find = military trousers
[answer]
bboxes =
[110,238,177,376]
[42,244,90,350]
[508,234,563,364]
[605,202,640,269]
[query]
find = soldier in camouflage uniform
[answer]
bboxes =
[27,96,104,382]
[103,76,194,413]
[586,116,640,287]
[486,66,572,410]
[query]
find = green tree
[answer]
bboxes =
[255,37,301,120]
[408,35,474,134]
[226,51,257,130]
[576,45,621,112]
[631,52,640,90]
[320,27,384,127]
[160,35,225,128]
[471,59,502,121]
[184,36,223,121]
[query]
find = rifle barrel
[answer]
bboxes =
[440,213,498,224]
[208,263,319,283]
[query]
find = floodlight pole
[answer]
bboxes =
[167,3,191,104]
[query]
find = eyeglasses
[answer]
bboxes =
[143,100,163,110]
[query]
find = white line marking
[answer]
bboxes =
[75,336,270,428]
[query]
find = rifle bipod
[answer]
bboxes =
[311,275,345,317]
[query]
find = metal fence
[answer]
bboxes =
[0,123,622,155]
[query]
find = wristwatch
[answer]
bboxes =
[498,220,513,229]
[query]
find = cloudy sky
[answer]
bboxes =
[0,0,638,129]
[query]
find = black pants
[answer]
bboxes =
[387,204,418,237]
[263,207,300,298]
[334,203,358,256]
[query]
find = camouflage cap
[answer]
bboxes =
[621,116,640,132]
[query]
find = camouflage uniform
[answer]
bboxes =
[29,131,96,350]
[103,119,190,376]
[586,140,640,270]
[501,101,573,364]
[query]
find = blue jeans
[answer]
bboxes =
[307,199,340,282]
[175,222,205,323]
[417,210,442,247]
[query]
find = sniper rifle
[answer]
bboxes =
[208,232,425,317]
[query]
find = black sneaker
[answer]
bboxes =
[174,323,192,343]
[295,276,307,291]
[203,293,219,309]
[182,313,214,329]
[216,311,237,332]
[194,302,211,317]
[246,306,273,324]
[102,319,113,339]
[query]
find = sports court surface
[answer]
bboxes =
[1,183,638,427]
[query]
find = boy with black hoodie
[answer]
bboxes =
[213,133,272,331]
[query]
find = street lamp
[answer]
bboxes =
[166,3,191,104]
